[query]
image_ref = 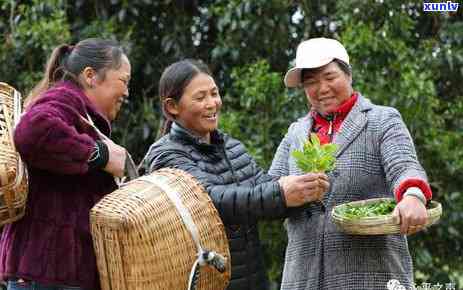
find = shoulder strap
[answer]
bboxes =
[81,114,139,185]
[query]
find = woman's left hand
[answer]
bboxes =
[392,195,428,235]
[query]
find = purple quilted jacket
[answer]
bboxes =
[0,81,117,290]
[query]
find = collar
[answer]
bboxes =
[170,122,225,151]
[310,92,359,122]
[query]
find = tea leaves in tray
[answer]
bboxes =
[336,200,397,219]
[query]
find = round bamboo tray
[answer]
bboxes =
[90,168,230,290]
[0,82,28,226]
[331,197,442,235]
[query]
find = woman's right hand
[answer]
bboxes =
[279,173,329,207]
[102,139,127,178]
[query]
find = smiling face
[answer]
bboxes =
[166,72,222,142]
[302,61,353,115]
[85,54,131,121]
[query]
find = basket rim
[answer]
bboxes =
[0,82,16,92]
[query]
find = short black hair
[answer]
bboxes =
[332,59,352,76]
[301,58,352,82]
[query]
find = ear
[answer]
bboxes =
[164,98,179,117]
[82,66,97,88]
[347,74,354,95]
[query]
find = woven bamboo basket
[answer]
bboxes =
[331,197,442,235]
[90,168,230,290]
[0,82,28,226]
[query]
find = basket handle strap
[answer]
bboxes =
[137,175,226,290]
[81,114,139,187]
[138,175,203,251]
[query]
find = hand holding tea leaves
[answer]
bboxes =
[278,174,329,207]
[291,133,337,207]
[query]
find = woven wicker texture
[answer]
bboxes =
[0,82,27,225]
[90,168,230,290]
[331,197,442,235]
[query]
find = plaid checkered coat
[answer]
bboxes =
[269,95,428,290]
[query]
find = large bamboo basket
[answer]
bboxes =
[90,168,230,290]
[0,82,28,225]
[331,197,442,235]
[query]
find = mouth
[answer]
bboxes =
[116,97,126,106]
[319,97,335,105]
[204,112,218,121]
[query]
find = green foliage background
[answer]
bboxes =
[1,0,462,288]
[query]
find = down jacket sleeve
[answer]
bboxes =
[146,144,288,226]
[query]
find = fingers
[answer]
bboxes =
[400,213,410,235]
[299,188,318,203]
[298,173,320,183]
[298,174,330,203]
[404,217,427,235]
[301,180,320,191]
[301,185,327,202]
[103,139,127,178]
[406,224,424,235]
[318,178,330,192]
[302,192,315,203]
[299,172,329,182]
[317,173,329,182]
[282,173,331,206]
[391,205,401,225]
[297,174,329,191]
[395,197,429,235]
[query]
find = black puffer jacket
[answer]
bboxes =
[145,122,289,290]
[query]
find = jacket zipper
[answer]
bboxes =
[326,114,335,142]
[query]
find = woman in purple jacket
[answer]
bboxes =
[0,38,131,290]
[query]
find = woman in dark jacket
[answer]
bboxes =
[144,59,330,290]
[0,38,131,290]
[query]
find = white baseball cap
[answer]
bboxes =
[284,37,350,88]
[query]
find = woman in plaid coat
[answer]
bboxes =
[269,38,433,290]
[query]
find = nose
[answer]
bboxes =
[123,86,129,98]
[319,80,330,96]
[205,95,217,109]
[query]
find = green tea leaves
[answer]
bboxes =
[292,133,338,173]
[335,200,397,219]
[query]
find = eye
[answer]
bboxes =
[211,90,220,98]
[195,93,206,100]
[303,79,317,87]
[325,73,338,81]
[119,78,129,86]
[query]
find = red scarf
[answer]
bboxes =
[310,93,358,144]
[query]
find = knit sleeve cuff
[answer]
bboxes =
[394,178,432,202]
[88,140,109,170]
